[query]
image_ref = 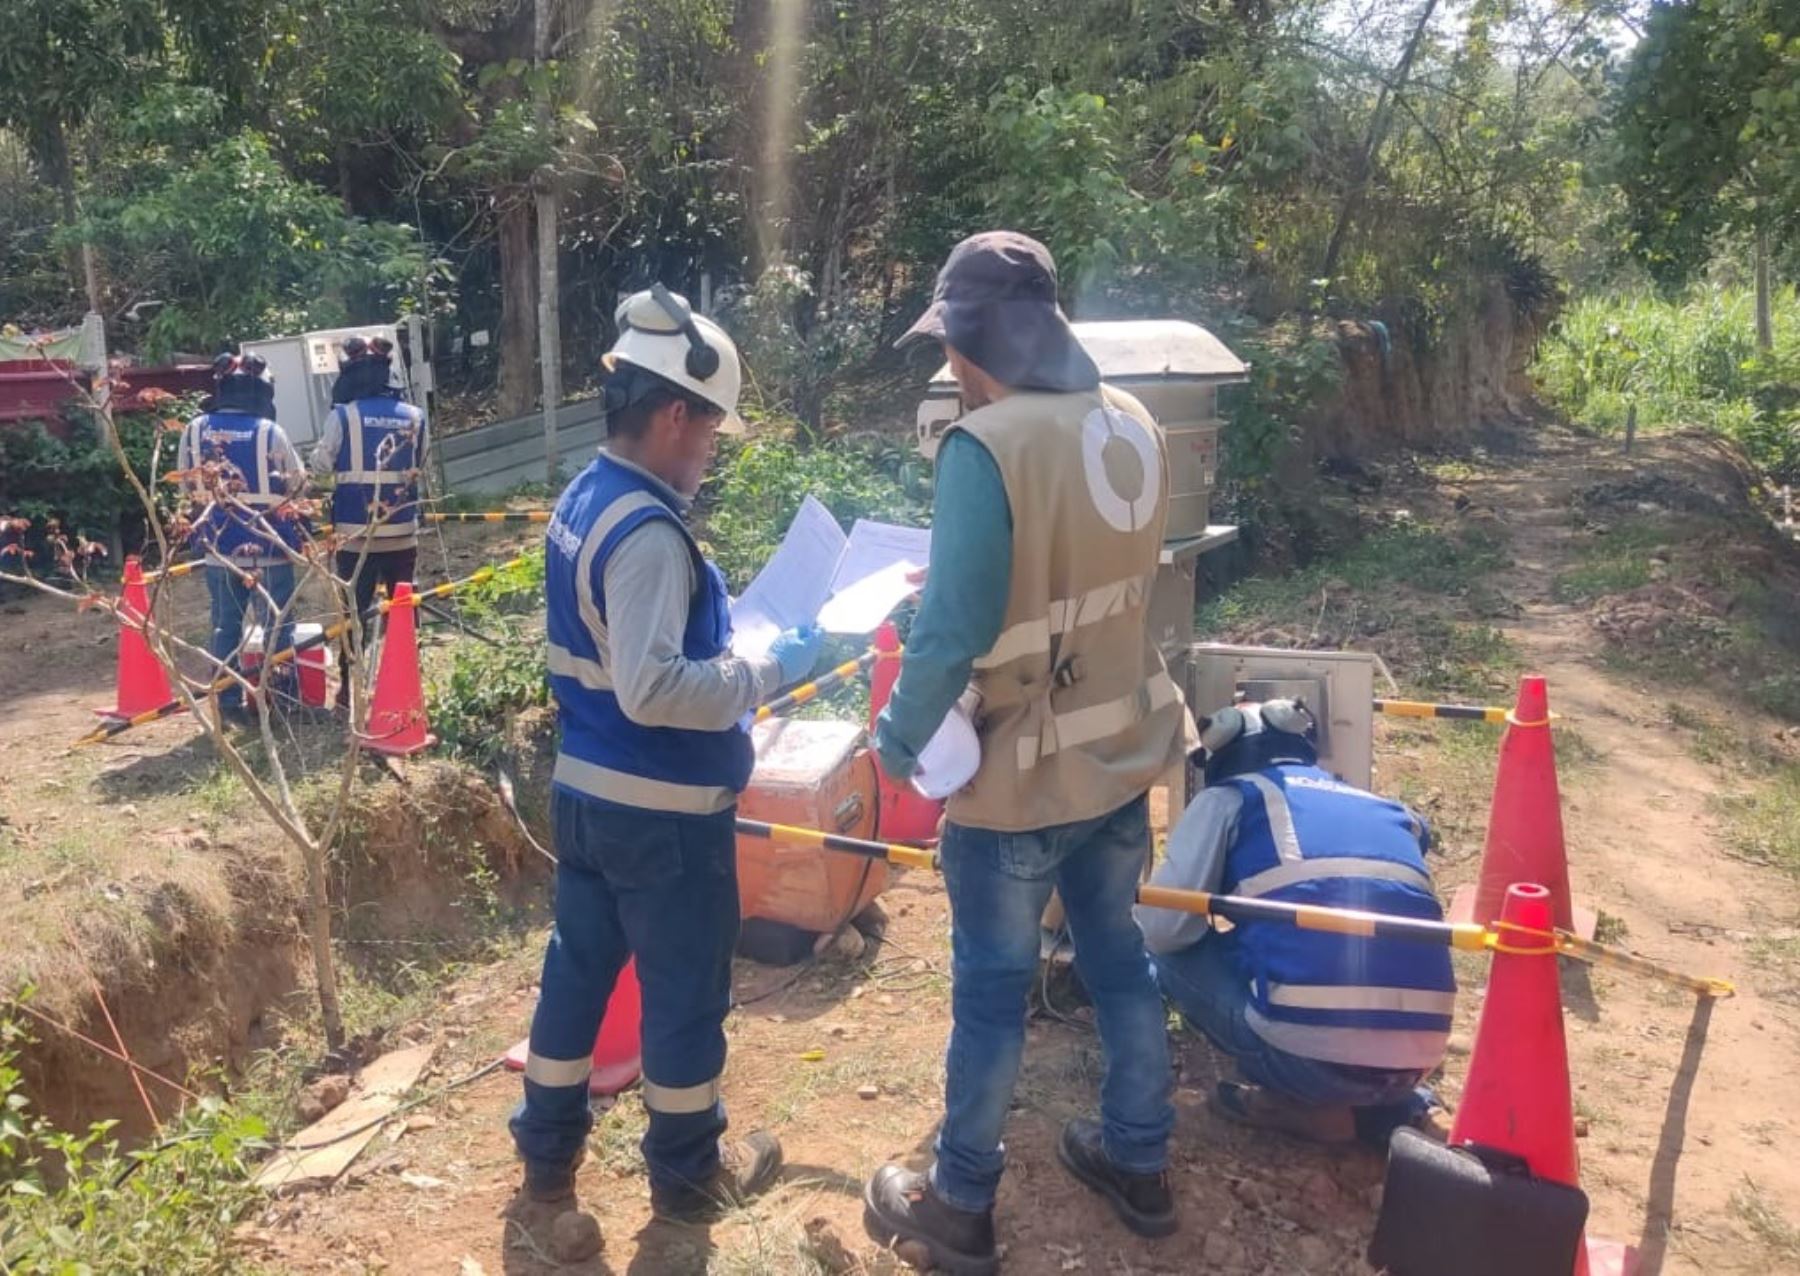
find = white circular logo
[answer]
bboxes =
[1080,407,1161,532]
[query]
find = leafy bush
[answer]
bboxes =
[1533,288,1800,475]
[0,410,174,564]
[0,1016,265,1274]
[717,265,881,432]
[429,551,550,764]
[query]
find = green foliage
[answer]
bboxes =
[0,411,172,559]
[430,550,550,765]
[700,427,930,589]
[1533,287,1800,474]
[0,1015,265,1274]
[1612,0,1800,283]
[720,264,881,431]
[82,118,429,357]
[1215,318,1342,512]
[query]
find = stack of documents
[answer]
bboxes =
[729,495,931,659]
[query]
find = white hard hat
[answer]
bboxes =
[604,286,744,432]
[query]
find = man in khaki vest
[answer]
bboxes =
[862,232,1187,1274]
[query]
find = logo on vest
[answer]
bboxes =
[1079,407,1160,533]
[547,517,583,558]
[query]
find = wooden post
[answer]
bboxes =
[1623,402,1637,455]
[533,0,562,487]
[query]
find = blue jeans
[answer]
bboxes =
[205,563,296,709]
[1152,933,1428,1118]
[509,792,739,1193]
[932,794,1173,1212]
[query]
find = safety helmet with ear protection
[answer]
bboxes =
[603,287,744,433]
[1197,697,1319,783]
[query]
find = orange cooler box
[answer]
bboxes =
[738,719,887,933]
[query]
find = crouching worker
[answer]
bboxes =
[510,287,824,1218]
[1136,699,1454,1146]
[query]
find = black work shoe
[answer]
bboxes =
[651,1130,784,1223]
[862,1165,997,1276]
[521,1153,582,1205]
[1056,1118,1177,1239]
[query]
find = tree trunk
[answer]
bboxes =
[303,841,345,1050]
[1755,225,1774,353]
[496,194,539,418]
[1319,0,1441,287]
[45,119,103,315]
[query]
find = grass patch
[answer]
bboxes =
[1731,1178,1800,1262]
[1593,910,1630,945]
[1550,516,1676,604]
[1712,765,1800,878]
[1203,523,1509,631]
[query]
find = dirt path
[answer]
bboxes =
[1430,431,1800,1273]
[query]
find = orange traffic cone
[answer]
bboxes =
[1451,674,1596,938]
[503,958,645,1096]
[868,620,944,842]
[1450,882,1634,1275]
[361,581,435,755]
[97,555,175,720]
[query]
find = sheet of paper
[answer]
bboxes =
[730,495,846,658]
[831,520,932,594]
[816,559,923,633]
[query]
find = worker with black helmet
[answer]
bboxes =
[309,333,428,708]
[176,351,307,727]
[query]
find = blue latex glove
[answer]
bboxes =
[769,624,825,686]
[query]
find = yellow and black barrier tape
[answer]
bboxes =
[735,819,1733,999]
[753,649,882,723]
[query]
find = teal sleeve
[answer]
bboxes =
[874,431,1011,778]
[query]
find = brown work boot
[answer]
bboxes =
[650,1130,784,1223]
[863,1165,997,1276]
[1210,1080,1358,1145]
[1057,1118,1177,1238]
[520,1147,585,1205]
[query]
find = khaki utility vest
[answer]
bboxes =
[945,385,1188,832]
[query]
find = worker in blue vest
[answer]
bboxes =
[1136,699,1455,1146]
[309,334,428,708]
[177,352,307,727]
[510,286,824,1219]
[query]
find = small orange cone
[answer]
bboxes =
[503,958,644,1096]
[868,620,944,842]
[1451,674,1596,938]
[1450,882,1634,1275]
[362,581,435,755]
[97,555,175,720]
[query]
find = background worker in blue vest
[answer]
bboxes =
[309,334,428,709]
[511,286,823,1219]
[1136,699,1456,1146]
[177,352,307,727]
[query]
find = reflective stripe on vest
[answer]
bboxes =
[974,571,1152,671]
[546,642,613,690]
[576,490,665,642]
[551,752,735,817]
[1265,982,1457,1016]
[1236,855,1434,899]
[1015,668,1179,770]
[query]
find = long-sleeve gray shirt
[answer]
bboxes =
[596,451,782,732]
[1135,786,1242,954]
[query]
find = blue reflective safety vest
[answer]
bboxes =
[543,453,753,816]
[182,410,304,565]
[1219,764,1456,1061]
[330,397,426,542]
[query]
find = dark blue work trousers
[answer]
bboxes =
[509,790,740,1193]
